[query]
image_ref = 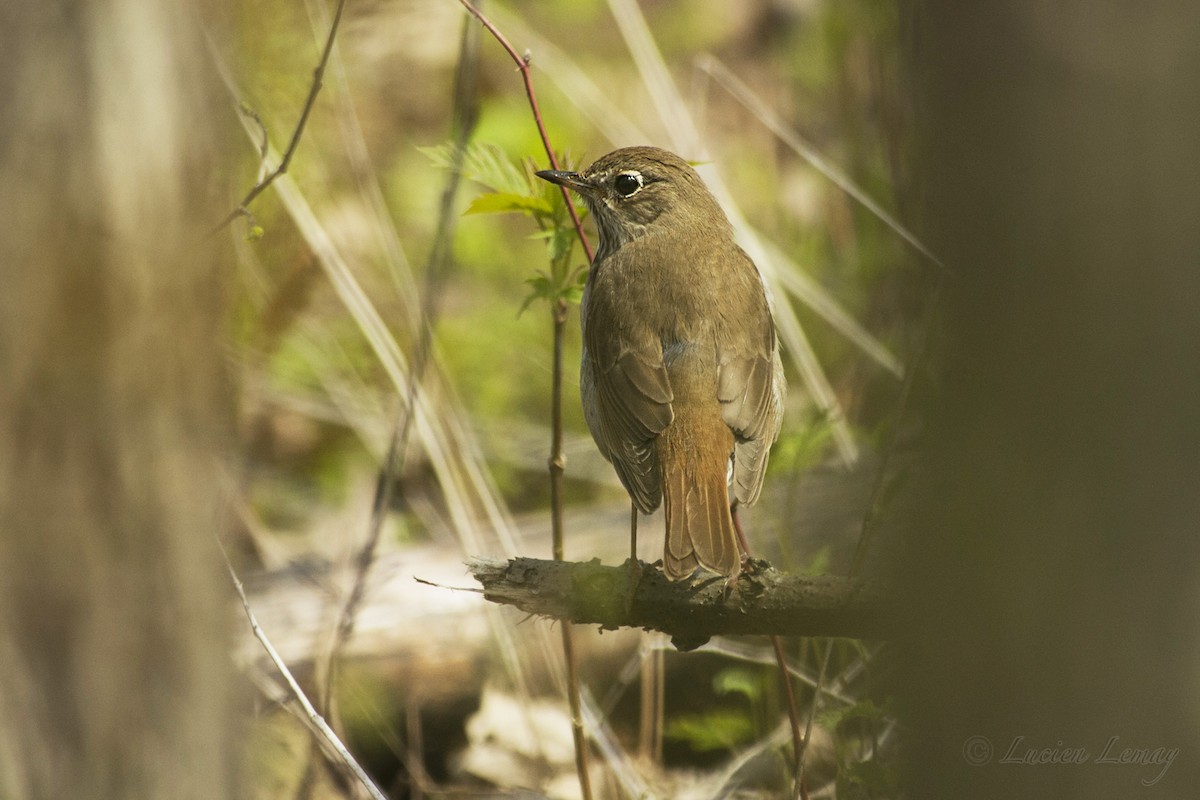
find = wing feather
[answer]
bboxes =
[717,250,785,506]
[584,316,673,514]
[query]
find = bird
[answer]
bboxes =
[537,146,785,581]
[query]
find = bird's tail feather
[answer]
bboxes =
[659,408,739,580]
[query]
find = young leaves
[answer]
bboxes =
[421,142,589,312]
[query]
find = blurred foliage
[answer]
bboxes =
[664,708,757,753]
[665,665,773,753]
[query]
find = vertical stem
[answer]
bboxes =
[734,506,804,794]
[637,635,664,763]
[453,8,593,794]
[629,502,638,564]
[550,298,568,561]
[560,625,592,798]
[550,298,593,799]
[771,634,803,793]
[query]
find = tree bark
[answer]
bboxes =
[467,557,894,649]
[0,2,238,797]
[899,2,1200,795]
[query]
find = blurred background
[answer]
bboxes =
[5,0,1197,798]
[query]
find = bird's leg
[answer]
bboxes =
[630,502,639,568]
[731,500,750,559]
[626,503,641,612]
[730,500,768,579]
[717,502,745,599]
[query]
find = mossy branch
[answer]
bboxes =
[466,557,895,651]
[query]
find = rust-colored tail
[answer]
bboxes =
[657,404,739,581]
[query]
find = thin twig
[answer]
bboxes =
[550,300,594,798]
[795,643,833,800]
[771,635,804,790]
[212,0,348,235]
[785,277,942,795]
[218,541,388,800]
[783,280,943,799]
[734,505,806,789]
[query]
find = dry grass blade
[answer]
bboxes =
[317,0,483,743]
[605,0,702,154]
[696,55,948,274]
[760,238,904,378]
[302,0,419,319]
[580,687,655,797]
[220,544,388,800]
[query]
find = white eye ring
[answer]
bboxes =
[613,171,644,197]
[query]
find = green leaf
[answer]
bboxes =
[818,698,888,733]
[419,141,529,195]
[840,758,902,795]
[245,224,265,242]
[664,709,756,752]
[561,283,585,306]
[546,226,573,263]
[417,143,456,171]
[713,667,764,704]
[464,192,553,217]
[519,273,554,315]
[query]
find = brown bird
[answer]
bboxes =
[538,146,785,580]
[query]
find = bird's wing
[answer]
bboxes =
[585,312,673,514]
[717,250,785,506]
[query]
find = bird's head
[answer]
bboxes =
[537,146,726,253]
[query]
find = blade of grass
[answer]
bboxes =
[219,541,388,800]
[696,55,949,274]
[760,238,904,378]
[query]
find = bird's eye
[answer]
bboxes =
[613,171,643,197]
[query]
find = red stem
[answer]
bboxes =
[456,0,593,262]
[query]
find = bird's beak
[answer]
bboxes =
[536,169,593,195]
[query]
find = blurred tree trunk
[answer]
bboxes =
[900,1,1200,796]
[0,2,238,798]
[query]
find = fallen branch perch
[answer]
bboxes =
[466,556,894,650]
